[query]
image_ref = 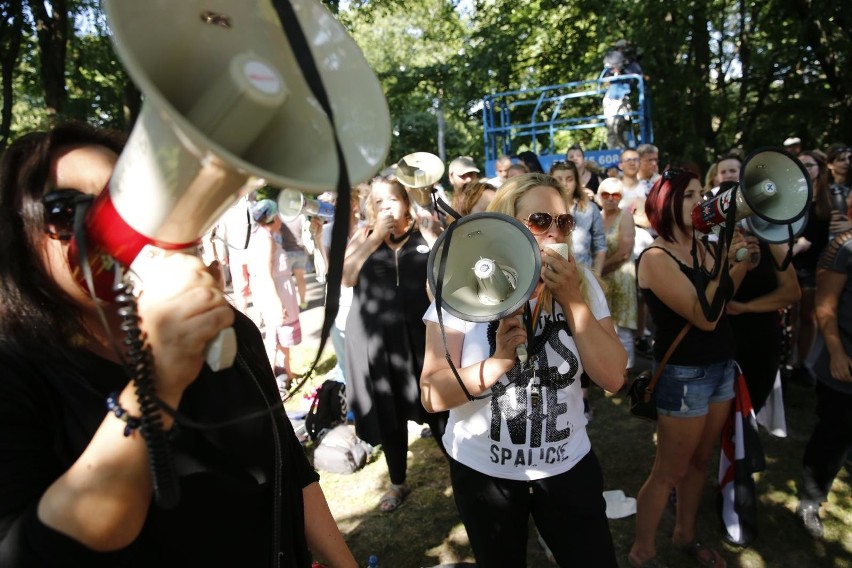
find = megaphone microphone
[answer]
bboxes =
[472,257,528,363]
[830,185,848,215]
[278,188,335,222]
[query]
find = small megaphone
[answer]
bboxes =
[427,213,541,362]
[396,152,445,209]
[692,148,811,234]
[396,152,445,189]
[277,188,335,222]
[79,0,391,369]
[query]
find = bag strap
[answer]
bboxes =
[643,322,693,401]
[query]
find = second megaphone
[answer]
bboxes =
[692,147,811,234]
[277,189,335,222]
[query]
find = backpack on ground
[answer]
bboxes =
[312,424,373,474]
[304,379,347,442]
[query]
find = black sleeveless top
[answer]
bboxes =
[729,240,781,335]
[639,246,736,365]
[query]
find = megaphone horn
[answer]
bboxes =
[86,0,389,285]
[742,213,808,244]
[427,212,541,323]
[396,152,445,189]
[81,0,391,369]
[692,147,812,234]
[277,189,335,222]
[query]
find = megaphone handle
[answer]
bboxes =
[516,315,528,364]
[131,246,238,371]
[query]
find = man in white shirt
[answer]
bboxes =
[487,155,512,188]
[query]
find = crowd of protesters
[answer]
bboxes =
[1,108,849,567]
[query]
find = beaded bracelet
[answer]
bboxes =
[106,392,142,437]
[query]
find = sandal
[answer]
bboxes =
[673,540,726,567]
[627,554,664,568]
[378,483,410,513]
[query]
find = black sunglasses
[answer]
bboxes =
[42,189,88,241]
[522,212,575,236]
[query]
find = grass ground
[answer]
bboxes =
[287,345,851,568]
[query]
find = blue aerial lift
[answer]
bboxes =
[482,73,652,177]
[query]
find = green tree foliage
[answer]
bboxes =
[1,0,848,172]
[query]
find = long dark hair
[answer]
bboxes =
[549,160,590,211]
[0,122,126,349]
[801,150,832,220]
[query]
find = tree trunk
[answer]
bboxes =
[28,0,69,119]
[0,0,24,149]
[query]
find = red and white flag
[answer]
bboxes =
[717,366,766,546]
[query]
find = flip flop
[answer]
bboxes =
[673,540,726,567]
[378,483,410,513]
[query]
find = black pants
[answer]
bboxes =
[449,450,617,567]
[732,313,781,413]
[383,411,448,485]
[800,382,852,503]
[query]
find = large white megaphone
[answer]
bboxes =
[277,188,335,222]
[692,148,811,234]
[427,213,541,361]
[80,0,390,368]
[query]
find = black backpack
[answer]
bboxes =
[305,380,348,441]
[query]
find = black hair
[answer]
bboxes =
[0,122,126,349]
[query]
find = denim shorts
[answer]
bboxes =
[285,249,308,271]
[654,359,736,418]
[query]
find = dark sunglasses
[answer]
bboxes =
[599,191,622,200]
[522,212,575,236]
[42,189,88,241]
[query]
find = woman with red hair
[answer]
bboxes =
[628,168,758,568]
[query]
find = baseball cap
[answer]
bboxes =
[449,156,480,177]
[783,136,802,147]
[250,199,278,223]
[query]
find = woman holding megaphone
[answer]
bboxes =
[627,168,758,568]
[0,123,357,567]
[341,175,447,513]
[420,173,626,567]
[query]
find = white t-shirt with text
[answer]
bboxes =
[423,268,610,480]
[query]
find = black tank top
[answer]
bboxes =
[639,246,735,365]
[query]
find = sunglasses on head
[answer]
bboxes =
[522,212,575,236]
[599,191,622,200]
[662,168,687,181]
[42,189,88,241]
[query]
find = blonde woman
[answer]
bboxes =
[342,176,446,513]
[421,173,625,567]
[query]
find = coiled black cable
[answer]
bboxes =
[114,281,180,509]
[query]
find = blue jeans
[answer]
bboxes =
[654,359,736,418]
